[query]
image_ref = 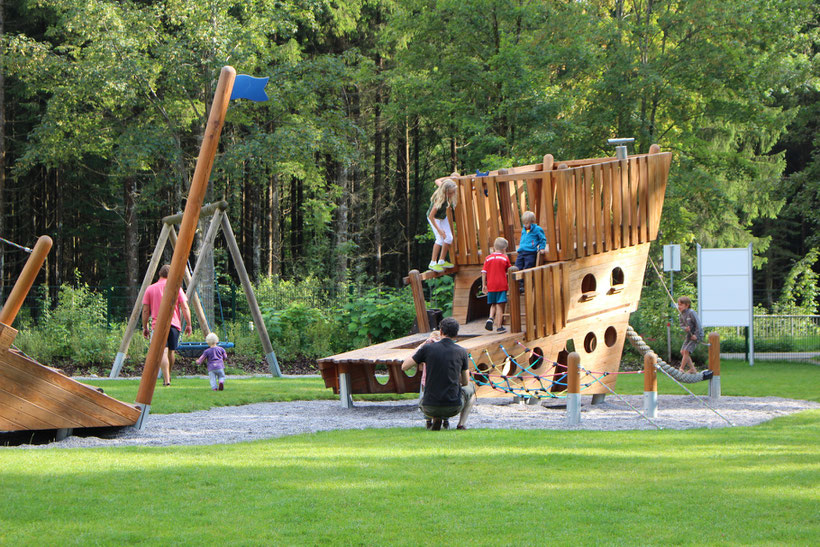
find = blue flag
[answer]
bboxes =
[230,75,269,102]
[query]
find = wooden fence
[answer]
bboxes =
[450,151,672,267]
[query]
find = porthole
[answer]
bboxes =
[611,267,624,286]
[581,274,596,293]
[604,326,618,347]
[529,347,544,371]
[584,332,597,353]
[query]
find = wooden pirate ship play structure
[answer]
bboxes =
[319,144,673,406]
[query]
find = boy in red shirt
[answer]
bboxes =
[481,237,511,333]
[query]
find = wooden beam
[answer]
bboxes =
[137,66,236,408]
[162,200,228,226]
[168,227,210,337]
[110,223,171,377]
[408,270,430,333]
[221,215,282,376]
[507,266,521,333]
[185,208,225,311]
[0,235,52,326]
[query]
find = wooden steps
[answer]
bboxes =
[0,348,140,431]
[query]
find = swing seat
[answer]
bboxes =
[176,341,235,358]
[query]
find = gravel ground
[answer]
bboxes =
[5,395,818,449]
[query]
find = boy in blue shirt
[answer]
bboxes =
[515,211,547,292]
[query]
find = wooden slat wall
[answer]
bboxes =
[0,349,140,431]
[450,152,671,267]
[516,262,568,339]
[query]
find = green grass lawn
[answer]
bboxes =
[1,359,817,545]
[1,412,818,544]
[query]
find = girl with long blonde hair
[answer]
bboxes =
[427,174,459,271]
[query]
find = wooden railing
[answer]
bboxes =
[450,149,671,266]
[507,261,570,339]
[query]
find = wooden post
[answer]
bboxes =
[708,332,721,400]
[168,227,211,337]
[185,206,226,308]
[221,215,281,376]
[507,266,521,333]
[136,66,237,420]
[408,269,430,333]
[110,223,171,378]
[643,351,658,418]
[566,351,581,425]
[161,200,228,226]
[0,235,52,327]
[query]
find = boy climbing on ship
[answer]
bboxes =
[482,237,511,333]
[515,210,547,292]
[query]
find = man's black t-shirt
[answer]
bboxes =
[412,338,468,406]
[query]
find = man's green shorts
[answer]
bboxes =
[419,384,476,419]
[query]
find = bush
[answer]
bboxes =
[341,287,416,347]
[427,276,454,316]
[14,283,122,364]
[261,303,347,360]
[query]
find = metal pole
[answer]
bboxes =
[643,352,658,418]
[566,352,581,426]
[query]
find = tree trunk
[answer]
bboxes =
[373,100,383,281]
[395,120,409,276]
[411,119,422,270]
[0,0,5,295]
[124,176,139,308]
[251,179,261,283]
[334,161,349,284]
[269,172,281,276]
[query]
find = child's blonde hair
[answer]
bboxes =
[430,179,458,212]
[522,211,536,225]
[677,296,692,308]
[206,332,219,346]
[494,237,508,251]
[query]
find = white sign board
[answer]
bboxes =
[663,244,681,272]
[697,244,754,365]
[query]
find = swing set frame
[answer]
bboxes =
[109,200,281,378]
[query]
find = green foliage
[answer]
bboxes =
[426,275,453,316]
[261,303,346,360]
[341,287,416,346]
[773,248,820,315]
[14,281,122,364]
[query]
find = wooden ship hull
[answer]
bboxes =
[0,237,141,433]
[319,148,672,402]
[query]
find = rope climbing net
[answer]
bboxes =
[468,341,641,400]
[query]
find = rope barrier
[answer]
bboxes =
[581,366,663,430]
[0,236,33,254]
[648,357,734,426]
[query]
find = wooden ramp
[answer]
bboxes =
[0,348,140,431]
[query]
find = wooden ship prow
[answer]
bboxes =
[320,145,672,405]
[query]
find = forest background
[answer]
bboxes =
[0,0,818,369]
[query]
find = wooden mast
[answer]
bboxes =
[135,66,236,425]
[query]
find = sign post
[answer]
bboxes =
[697,244,754,366]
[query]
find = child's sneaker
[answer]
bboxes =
[218,381,224,391]
[496,326,507,333]
[429,262,444,272]
[485,319,494,331]
[440,261,454,269]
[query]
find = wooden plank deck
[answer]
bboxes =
[0,348,141,431]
